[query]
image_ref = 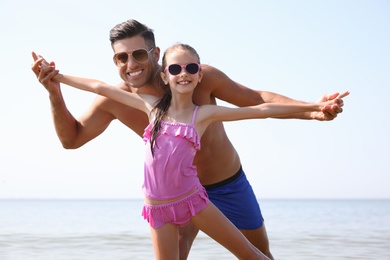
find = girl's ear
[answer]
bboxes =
[198,67,203,83]
[160,71,168,85]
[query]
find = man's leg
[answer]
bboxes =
[178,224,199,260]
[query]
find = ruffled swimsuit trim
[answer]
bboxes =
[143,117,200,151]
[142,185,209,228]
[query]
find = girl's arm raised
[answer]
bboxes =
[55,73,152,114]
[196,97,344,135]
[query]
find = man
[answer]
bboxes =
[32,19,348,260]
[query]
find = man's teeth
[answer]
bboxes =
[129,70,142,76]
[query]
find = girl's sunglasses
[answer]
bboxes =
[113,48,154,67]
[165,63,201,76]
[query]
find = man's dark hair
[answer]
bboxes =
[109,19,156,49]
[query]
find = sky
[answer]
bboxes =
[0,0,389,200]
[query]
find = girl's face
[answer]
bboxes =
[160,49,202,95]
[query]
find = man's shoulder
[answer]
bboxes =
[198,64,232,93]
[201,64,224,75]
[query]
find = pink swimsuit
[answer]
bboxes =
[141,106,209,228]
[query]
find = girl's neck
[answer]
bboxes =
[165,94,196,123]
[170,92,195,111]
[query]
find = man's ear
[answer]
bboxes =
[153,47,161,63]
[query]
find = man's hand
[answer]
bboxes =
[311,91,350,121]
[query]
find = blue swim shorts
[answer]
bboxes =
[203,166,264,230]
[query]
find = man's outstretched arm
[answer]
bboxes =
[31,52,115,149]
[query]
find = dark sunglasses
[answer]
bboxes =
[113,48,154,67]
[165,63,201,76]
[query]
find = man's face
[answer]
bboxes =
[112,35,159,89]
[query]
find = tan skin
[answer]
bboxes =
[32,36,348,260]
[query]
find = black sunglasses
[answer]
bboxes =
[113,48,154,67]
[165,63,201,76]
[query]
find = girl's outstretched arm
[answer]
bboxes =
[34,54,155,114]
[55,73,152,114]
[249,92,349,119]
[196,96,345,135]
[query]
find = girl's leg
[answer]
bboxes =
[178,224,199,260]
[191,203,270,260]
[149,223,179,260]
[241,225,274,260]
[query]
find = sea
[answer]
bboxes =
[0,199,389,260]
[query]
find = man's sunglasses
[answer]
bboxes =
[164,63,201,76]
[113,48,154,67]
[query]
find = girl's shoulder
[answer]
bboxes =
[197,104,223,113]
[196,104,221,120]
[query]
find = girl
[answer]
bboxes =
[40,43,344,260]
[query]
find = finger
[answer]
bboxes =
[39,67,56,84]
[332,91,350,108]
[321,107,336,120]
[33,52,50,67]
[40,64,55,73]
[332,104,343,113]
[37,63,54,76]
[323,104,343,116]
[31,52,45,64]
[32,51,38,61]
[42,59,51,66]
[333,97,344,107]
[326,92,339,101]
[336,91,350,99]
[38,55,50,67]
[31,59,45,76]
[39,60,53,71]
[31,53,47,75]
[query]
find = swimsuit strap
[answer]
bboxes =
[191,106,199,125]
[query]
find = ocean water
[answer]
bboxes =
[0,199,389,260]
